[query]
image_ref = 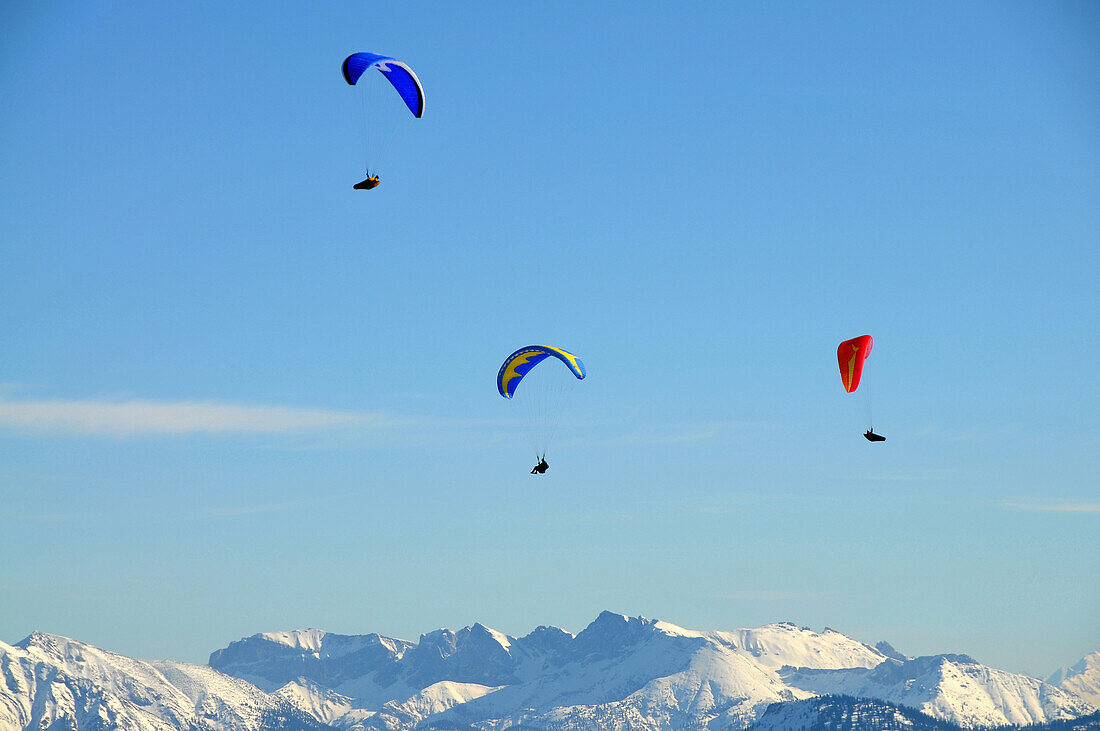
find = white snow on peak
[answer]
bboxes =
[646,620,886,673]
[252,628,408,662]
[258,629,327,652]
[367,681,503,729]
[783,653,1096,728]
[1049,651,1100,708]
[393,680,500,715]
[713,623,887,672]
[275,678,375,727]
[2,632,283,731]
[653,619,706,638]
[482,625,512,651]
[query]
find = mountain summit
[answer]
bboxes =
[1048,651,1100,709]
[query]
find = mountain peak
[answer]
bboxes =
[875,640,908,661]
[575,611,661,645]
[14,630,44,649]
[593,609,633,625]
[517,624,574,655]
[1049,651,1100,684]
[17,630,64,648]
[1048,650,1100,709]
[466,622,513,652]
[934,652,979,666]
[15,630,91,659]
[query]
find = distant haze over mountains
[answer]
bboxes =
[1,611,1097,730]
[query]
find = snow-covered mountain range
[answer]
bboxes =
[1,612,1096,730]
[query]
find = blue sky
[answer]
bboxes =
[1,1,1097,676]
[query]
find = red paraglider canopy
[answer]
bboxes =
[838,335,873,393]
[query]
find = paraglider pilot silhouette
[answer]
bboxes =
[531,457,549,475]
[343,52,424,190]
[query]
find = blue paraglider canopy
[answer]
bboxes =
[342,52,425,118]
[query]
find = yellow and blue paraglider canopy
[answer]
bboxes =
[497,345,586,399]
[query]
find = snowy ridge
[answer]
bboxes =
[275,678,372,727]
[259,629,329,653]
[2,613,1098,730]
[0,632,324,731]
[361,680,502,730]
[781,654,1094,728]
[208,629,416,698]
[704,622,891,672]
[1048,652,1100,709]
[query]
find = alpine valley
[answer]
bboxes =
[2,612,1098,731]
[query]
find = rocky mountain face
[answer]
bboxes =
[2,612,1097,730]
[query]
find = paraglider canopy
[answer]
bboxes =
[838,335,873,393]
[497,345,586,399]
[342,52,425,117]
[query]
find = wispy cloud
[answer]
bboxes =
[999,500,1100,514]
[0,397,388,436]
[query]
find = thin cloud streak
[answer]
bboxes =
[0,397,386,436]
[999,500,1100,514]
